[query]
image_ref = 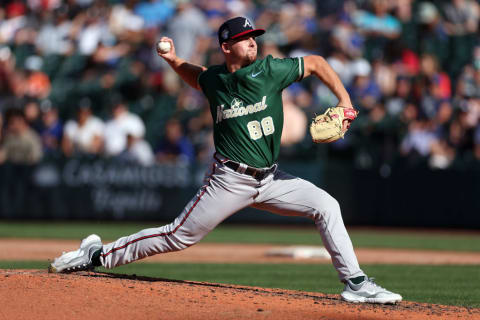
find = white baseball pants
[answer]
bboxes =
[100,155,365,281]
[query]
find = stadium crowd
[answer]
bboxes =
[0,0,479,170]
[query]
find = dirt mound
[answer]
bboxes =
[1,269,478,320]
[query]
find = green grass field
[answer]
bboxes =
[1,221,479,307]
[1,221,479,251]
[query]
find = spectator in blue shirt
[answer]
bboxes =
[134,0,175,29]
[155,118,195,164]
[347,59,382,111]
[39,101,62,155]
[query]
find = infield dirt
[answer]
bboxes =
[2,239,480,319]
[1,269,479,320]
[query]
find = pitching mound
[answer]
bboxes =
[2,270,478,320]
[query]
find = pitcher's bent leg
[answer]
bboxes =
[100,164,256,269]
[100,188,213,268]
[253,171,364,281]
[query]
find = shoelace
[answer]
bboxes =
[365,277,387,292]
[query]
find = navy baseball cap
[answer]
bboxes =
[218,17,265,44]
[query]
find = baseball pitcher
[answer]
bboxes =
[50,17,401,304]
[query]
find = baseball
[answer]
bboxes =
[157,41,171,54]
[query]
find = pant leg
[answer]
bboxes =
[101,163,257,269]
[252,169,364,281]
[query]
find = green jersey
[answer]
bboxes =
[198,55,304,168]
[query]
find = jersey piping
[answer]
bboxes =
[297,57,304,81]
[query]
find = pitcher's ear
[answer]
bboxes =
[221,41,230,54]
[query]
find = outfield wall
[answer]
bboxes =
[1,157,479,228]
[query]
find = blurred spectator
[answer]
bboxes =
[0,106,42,217]
[119,133,155,166]
[474,46,480,72]
[353,100,399,167]
[261,40,285,60]
[290,82,313,110]
[23,98,42,132]
[429,138,455,169]
[432,100,453,139]
[187,106,214,164]
[347,58,382,110]
[0,0,477,170]
[447,113,474,162]
[429,100,456,169]
[400,119,437,162]
[0,46,15,103]
[35,6,74,56]
[23,55,51,99]
[62,98,104,157]
[385,75,413,117]
[416,2,449,68]
[166,0,211,63]
[353,0,401,60]
[456,47,480,99]
[134,0,175,29]
[104,95,146,157]
[399,102,420,128]
[39,100,63,155]
[0,112,3,141]
[442,0,479,36]
[396,0,416,52]
[474,125,480,160]
[281,90,307,147]
[78,7,113,56]
[109,0,145,40]
[419,54,451,99]
[156,118,194,164]
[353,0,401,38]
[0,108,43,165]
[327,46,355,87]
[414,54,451,119]
[372,59,397,96]
[0,1,27,44]
[442,0,479,77]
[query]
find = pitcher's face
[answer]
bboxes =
[224,35,258,66]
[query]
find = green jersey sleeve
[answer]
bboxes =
[264,55,304,91]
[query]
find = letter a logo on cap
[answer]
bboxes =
[244,18,252,28]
